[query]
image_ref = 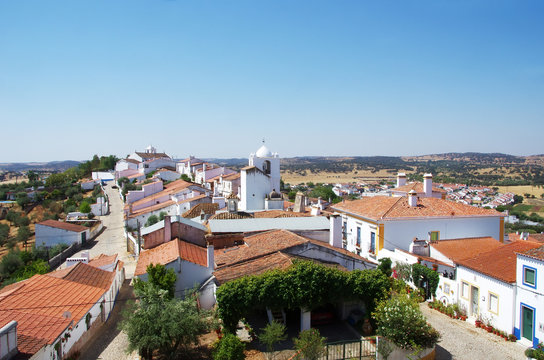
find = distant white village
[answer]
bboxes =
[1,143,542,359]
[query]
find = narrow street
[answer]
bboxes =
[68,182,139,359]
[420,303,527,360]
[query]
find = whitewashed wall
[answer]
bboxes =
[35,225,89,248]
[515,254,544,347]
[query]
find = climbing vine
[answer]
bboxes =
[411,263,439,299]
[216,261,390,332]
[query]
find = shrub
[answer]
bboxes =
[259,321,287,356]
[213,333,245,360]
[50,243,69,258]
[0,250,24,278]
[16,226,31,243]
[159,211,167,221]
[146,215,159,227]
[16,216,30,227]
[373,293,440,351]
[293,328,325,360]
[79,201,91,214]
[411,263,439,299]
[0,224,10,245]
[524,343,544,360]
[378,258,392,277]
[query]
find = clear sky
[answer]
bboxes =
[1,1,543,162]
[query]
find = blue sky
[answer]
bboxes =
[1,1,543,162]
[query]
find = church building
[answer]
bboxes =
[239,143,282,211]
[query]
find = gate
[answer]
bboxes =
[319,339,376,360]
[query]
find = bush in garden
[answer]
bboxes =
[373,293,440,351]
[213,333,245,360]
[293,328,325,360]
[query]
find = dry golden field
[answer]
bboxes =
[496,185,544,197]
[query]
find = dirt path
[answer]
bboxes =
[420,303,526,360]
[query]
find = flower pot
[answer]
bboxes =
[475,321,481,328]
[486,326,493,332]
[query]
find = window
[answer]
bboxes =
[430,231,439,241]
[523,266,536,288]
[342,222,347,240]
[489,293,499,314]
[461,282,469,299]
[356,227,361,247]
[444,283,450,295]
[370,232,376,253]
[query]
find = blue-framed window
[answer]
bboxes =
[523,265,537,289]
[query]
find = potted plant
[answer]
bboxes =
[508,334,517,342]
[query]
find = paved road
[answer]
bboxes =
[68,182,139,359]
[65,182,136,278]
[420,303,526,360]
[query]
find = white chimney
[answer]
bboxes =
[329,213,342,248]
[408,190,418,207]
[207,244,214,269]
[164,215,171,244]
[397,172,407,188]
[423,173,433,197]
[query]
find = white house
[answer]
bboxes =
[135,239,214,300]
[332,193,505,259]
[0,255,124,359]
[239,143,281,212]
[127,145,171,163]
[455,241,541,335]
[35,220,90,248]
[514,244,544,348]
[389,173,446,199]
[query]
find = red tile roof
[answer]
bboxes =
[88,254,119,269]
[332,196,502,220]
[518,244,544,261]
[182,203,219,218]
[430,237,504,264]
[37,220,88,233]
[135,239,208,276]
[214,229,371,268]
[214,252,296,284]
[0,261,118,356]
[457,241,542,283]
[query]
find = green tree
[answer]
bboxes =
[6,211,21,225]
[259,321,287,359]
[16,192,31,208]
[180,174,192,182]
[16,226,31,244]
[293,328,325,360]
[133,263,177,299]
[79,201,91,214]
[45,173,68,188]
[145,214,159,227]
[213,333,246,360]
[0,250,24,278]
[121,286,212,360]
[16,216,30,227]
[27,170,39,182]
[0,224,10,245]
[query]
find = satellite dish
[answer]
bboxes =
[62,311,71,319]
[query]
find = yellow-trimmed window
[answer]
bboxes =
[489,293,499,314]
[461,282,469,299]
[430,231,439,241]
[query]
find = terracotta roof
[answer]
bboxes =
[214,229,371,268]
[222,173,240,180]
[88,254,119,269]
[214,229,307,268]
[129,179,193,207]
[124,158,141,164]
[209,211,254,220]
[135,239,208,276]
[253,210,311,218]
[0,262,117,356]
[182,203,219,218]
[508,233,544,244]
[214,251,294,284]
[135,152,170,159]
[128,200,175,218]
[37,220,87,233]
[518,244,544,261]
[392,182,446,194]
[395,248,452,267]
[430,237,504,264]
[457,241,542,283]
[127,173,144,179]
[332,196,502,220]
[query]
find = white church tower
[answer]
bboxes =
[239,142,281,211]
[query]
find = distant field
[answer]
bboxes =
[496,185,544,197]
[281,169,409,185]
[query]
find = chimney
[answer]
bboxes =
[397,172,407,188]
[329,213,342,248]
[423,173,433,197]
[164,215,171,243]
[408,190,418,207]
[207,244,214,269]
